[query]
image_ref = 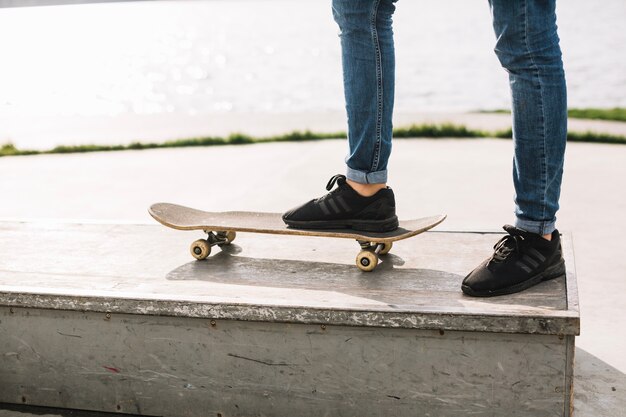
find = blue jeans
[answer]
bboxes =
[332,0,567,235]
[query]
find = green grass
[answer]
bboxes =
[567,108,626,122]
[565,130,626,144]
[492,128,626,144]
[393,123,488,138]
[0,130,346,158]
[2,122,625,158]
[482,107,626,122]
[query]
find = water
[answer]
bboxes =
[0,0,624,145]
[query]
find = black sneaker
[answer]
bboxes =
[462,225,566,297]
[282,174,399,232]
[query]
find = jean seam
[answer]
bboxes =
[370,0,383,172]
[522,0,548,227]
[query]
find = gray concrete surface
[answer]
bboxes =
[0,224,578,333]
[0,403,137,416]
[0,138,624,416]
[0,222,578,415]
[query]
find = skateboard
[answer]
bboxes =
[149,203,446,272]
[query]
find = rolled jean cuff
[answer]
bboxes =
[515,217,557,236]
[346,167,388,184]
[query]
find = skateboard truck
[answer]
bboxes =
[356,240,393,272]
[190,232,391,272]
[190,231,237,260]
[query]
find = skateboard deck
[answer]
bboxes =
[149,202,446,271]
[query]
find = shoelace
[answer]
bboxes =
[314,174,347,203]
[490,226,528,264]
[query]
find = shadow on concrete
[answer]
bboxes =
[574,347,626,417]
[165,245,567,309]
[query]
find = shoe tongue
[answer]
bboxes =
[503,224,528,237]
[502,224,557,250]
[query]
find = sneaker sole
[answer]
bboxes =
[461,258,566,297]
[284,216,399,233]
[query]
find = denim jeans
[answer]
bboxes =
[332,0,567,235]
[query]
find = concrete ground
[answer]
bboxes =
[0,404,134,417]
[0,138,624,416]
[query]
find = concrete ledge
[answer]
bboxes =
[0,222,579,334]
[0,221,580,416]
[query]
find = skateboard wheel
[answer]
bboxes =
[190,239,211,260]
[379,242,393,255]
[217,231,237,246]
[356,250,378,272]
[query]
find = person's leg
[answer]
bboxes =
[334,0,397,191]
[491,0,567,236]
[462,0,567,297]
[282,0,399,232]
